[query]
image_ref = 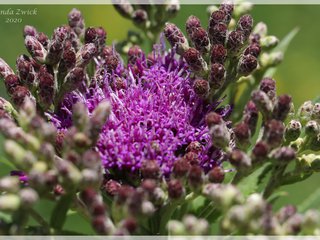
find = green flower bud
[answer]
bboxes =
[260,52,283,68]
[167,220,186,235]
[0,177,20,193]
[285,120,302,142]
[234,2,253,17]
[260,36,279,49]
[0,194,21,212]
[253,22,268,37]
[19,188,39,208]
[302,210,320,234]
[298,101,314,124]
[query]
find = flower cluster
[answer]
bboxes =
[0,0,319,236]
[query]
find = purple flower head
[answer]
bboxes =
[53,44,230,176]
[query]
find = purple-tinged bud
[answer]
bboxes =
[298,101,313,123]
[23,25,37,37]
[0,58,14,79]
[237,15,253,40]
[76,43,97,67]
[205,112,223,128]
[82,150,101,170]
[132,9,148,25]
[19,188,38,208]
[211,44,227,64]
[38,65,55,108]
[166,1,180,18]
[209,22,227,45]
[273,95,292,121]
[271,147,296,163]
[186,141,202,154]
[183,48,208,73]
[36,32,49,49]
[68,8,85,37]
[11,86,30,107]
[238,54,258,76]
[173,158,190,178]
[53,26,70,43]
[16,55,37,87]
[277,205,297,224]
[61,67,85,95]
[0,177,20,193]
[219,0,234,23]
[184,152,199,166]
[164,23,189,55]
[141,160,160,179]
[186,15,201,38]
[188,165,203,189]
[121,217,137,234]
[229,149,251,169]
[227,30,244,53]
[260,77,276,98]
[209,10,226,29]
[251,90,273,118]
[4,74,20,95]
[284,214,303,235]
[244,43,261,58]
[115,185,134,204]
[168,179,185,199]
[234,122,251,149]
[190,27,211,54]
[263,120,285,148]
[92,215,111,235]
[285,120,301,142]
[104,55,119,73]
[141,179,157,194]
[80,188,98,206]
[193,79,209,97]
[113,0,134,19]
[128,45,144,65]
[104,179,121,196]
[208,166,225,183]
[61,48,76,70]
[209,62,226,90]
[210,123,231,150]
[243,101,259,135]
[252,141,269,160]
[24,36,47,63]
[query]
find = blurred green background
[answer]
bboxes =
[0,4,319,219]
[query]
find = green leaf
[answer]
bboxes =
[237,163,272,197]
[264,27,300,78]
[298,187,320,212]
[50,193,74,231]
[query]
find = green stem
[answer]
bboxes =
[159,201,179,235]
[263,164,287,199]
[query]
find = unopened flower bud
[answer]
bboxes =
[227,30,244,53]
[0,58,14,79]
[173,158,190,178]
[193,79,209,97]
[183,48,208,73]
[132,9,148,26]
[271,147,296,163]
[186,141,202,154]
[11,86,30,107]
[273,95,292,121]
[285,120,302,142]
[244,43,261,58]
[229,149,251,169]
[16,55,37,87]
[165,1,180,18]
[23,25,37,37]
[208,166,225,183]
[36,32,49,49]
[305,120,319,137]
[209,63,225,89]
[188,165,203,189]
[128,45,144,65]
[209,22,227,45]
[298,101,314,123]
[260,77,276,100]
[237,15,253,40]
[302,210,320,234]
[168,179,184,199]
[0,177,20,193]
[84,27,106,54]
[205,112,223,128]
[76,43,97,67]
[19,188,38,208]
[238,54,258,76]
[260,36,279,49]
[234,2,253,17]
[190,27,211,53]
[38,65,54,109]
[219,0,234,23]
[284,214,303,235]
[183,215,209,235]
[4,74,20,95]
[167,220,186,235]
[210,123,230,150]
[209,10,226,30]
[113,0,134,19]
[24,36,47,63]
[62,67,85,95]
[0,194,21,212]
[260,52,283,67]
[234,122,251,149]
[252,141,269,160]
[141,160,160,179]
[68,8,85,37]
[263,120,285,148]
[211,44,227,64]
[312,103,320,120]
[89,101,111,142]
[164,23,189,55]
[186,15,201,38]
[251,90,273,118]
